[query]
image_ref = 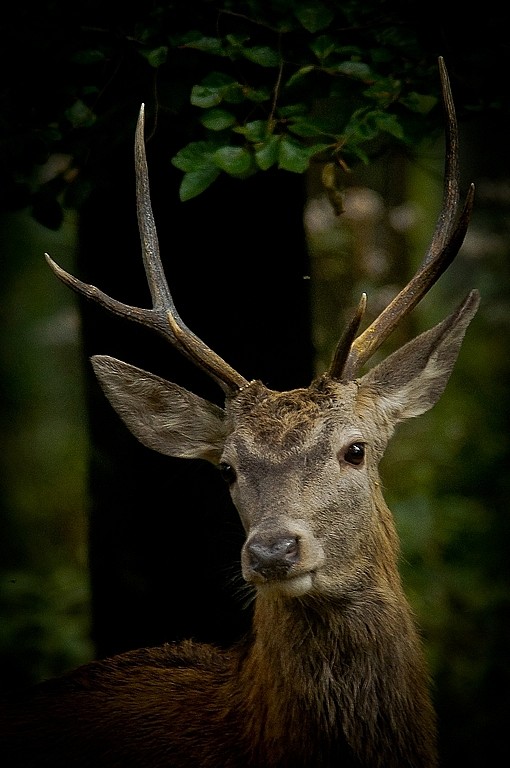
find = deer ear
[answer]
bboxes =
[358,290,480,424]
[91,355,227,464]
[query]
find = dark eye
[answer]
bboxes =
[344,442,365,466]
[219,462,237,485]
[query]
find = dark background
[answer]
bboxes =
[1,2,509,766]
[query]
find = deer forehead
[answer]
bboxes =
[223,379,374,463]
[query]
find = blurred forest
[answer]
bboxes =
[1,2,509,766]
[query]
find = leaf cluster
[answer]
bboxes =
[166,1,441,199]
[0,1,473,222]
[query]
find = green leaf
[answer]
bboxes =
[284,65,315,88]
[235,120,270,142]
[190,73,245,107]
[344,109,381,142]
[225,33,250,47]
[342,109,405,157]
[335,61,372,80]
[191,85,224,109]
[363,76,400,107]
[213,145,253,175]
[287,115,338,139]
[294,3,334,33]
[181,36,224,56]
[309,35,336,61]
[254,135,281,170]
[309,41,363,61]
[221,83,246,105]
[277,103,308,118]
[400,91,438,114]
[64,100,96,129]
[171,141,216,172]
[172,140,222,199]
[179,167,220,201]
[200,109,237,131]
[333,45,364,57]
[278,137,329,173]
[372,111,404,140]
[201,71,237,87]
[242,46,281,67]
[242,84,272,103]
[140,46,168,68]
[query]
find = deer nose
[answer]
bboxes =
[246,535,300,580]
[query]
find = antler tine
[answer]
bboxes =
[46,104,248,395]
[328,293,367,380]
[332,56,475,382]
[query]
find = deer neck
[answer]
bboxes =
[237,566,438,767]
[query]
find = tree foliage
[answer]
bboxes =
[1,0,501,223]
[167,1,440,199]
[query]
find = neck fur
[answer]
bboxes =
[237,584,438,768]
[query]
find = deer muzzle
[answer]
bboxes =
[246,534,300,580]
[241,521,326,597]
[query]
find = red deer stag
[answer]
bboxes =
[0,57,479,767]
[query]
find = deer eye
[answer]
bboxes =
[343,442,365,466]
[219,462,237,485]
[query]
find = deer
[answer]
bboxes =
[0,57,479,767]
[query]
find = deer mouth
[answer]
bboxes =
[248,569,315,598]
[273,571,314,596]
[242,527,324,596]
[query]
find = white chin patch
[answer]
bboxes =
[260,573,313,598]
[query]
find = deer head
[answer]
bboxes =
[45,57,479,601]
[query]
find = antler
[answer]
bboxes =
[46,58,471,393]
[45,105,249,395]
[329,56,475,381]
